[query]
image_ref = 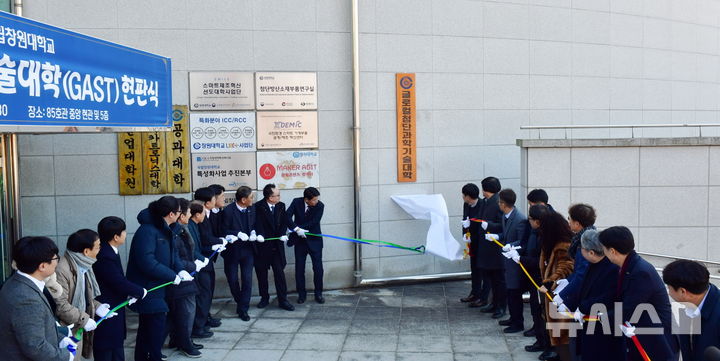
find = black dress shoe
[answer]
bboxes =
[279,300,295,311]
[460,295,478,303]
[524,342,543,352]
[539,350,558,360]
[524,328,536,337]
[503,325,524,333]
[161,354,168,361]
[468,299,487,308]
[191,330,213,339]
[498,318,513,326]
[478,304,495,313]
[491,309,506,319]
[297,296,306,304]
[314,295,325,304]
[238,311,250,322]
[192,342,204,350]
[257,298,269,308]
[207,317,222,328]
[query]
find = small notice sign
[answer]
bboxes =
[255,72,317,110]
[256,111,319,149]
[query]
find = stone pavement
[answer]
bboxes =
[125,280,539,361]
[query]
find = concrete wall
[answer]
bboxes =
[16,0,720,294]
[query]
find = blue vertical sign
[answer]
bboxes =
[0,11,172,127]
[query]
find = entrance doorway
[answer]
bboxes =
[0,134,19,284]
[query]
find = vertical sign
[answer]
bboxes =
[396,73,416,182]
[166,105,191,193]
[117,132,143,195]
[142,131,168,194]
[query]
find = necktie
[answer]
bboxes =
[305,207,310,217]
[270,205,275,214]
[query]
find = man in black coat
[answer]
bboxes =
[254,183,294,311]
[663,260,720,361]
[221,186,258,321]
[93,217,146,361]
[599,226,679,361]
[459,183,489,308]
[205,184,226,328]
[286,187,325,304]
[474,177,506,319]
[192,187,223,336]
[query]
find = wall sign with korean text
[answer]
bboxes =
[165,105,191,193]
[189,72,255,111]
[141,131,168,194]
[117,132,143,195]
[396,73,416,182]
[191,152,257,191]
[256,150,319,190]
[256,111,318,149]
[189,112,256,153]
[255,72,317,110]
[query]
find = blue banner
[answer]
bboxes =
[0,12,171,128]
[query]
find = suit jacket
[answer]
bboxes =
[286,197,324,250]
[254,200,289,266]
[221,202,257,261]
[93,242,144,350]
[678,284,720,361]
[462,200,483,258]
[560,226,596,310]
[500,209,528,289]
[473,193,504,270]
[576,257,620,361]
[166,224,200,299]
[0,273,69,361]
[519,227,542,281]
[198,210,223,258]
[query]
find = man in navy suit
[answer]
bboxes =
[93,217,146,361]
[599,226,679,361]
[286,187,325,304]
[192,187,223,337]
[221,186,257,321]
[254,183,294,311]
[663,260,720,361]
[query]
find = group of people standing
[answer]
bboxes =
[460,178,720,361]
[0,183,325,361]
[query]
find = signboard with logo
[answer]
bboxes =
[396,73,416,182]
[0,11,172,128]
[165,105,191,193]
[255,72,317,110]
[191,152,256,190]
[256,150,319,190]
[256,111,318,149]
[189,72,255,111]
[189,112,256,153]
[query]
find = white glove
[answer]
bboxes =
[485,233,499,242]
[142,288,148,299]
[280,235,289,242]
[128,297,138,306]
[573,309,585,325]
[178,270,194,282]
[620,321,636,338]
[558,303,570,314]
[462,234,470,244]
[212,243,227,253]
[238,231,249,241]
[95,303,117,319]
[552,294,563,307]
[194,259,206,272]
[461,217,471,229]
[503,248,520,261]
[173,274,182,285]
[555,279,569,295]
[223,235,237,244]
[511,252,520,264]
[83,318,97,331]
[59,336,77,359]
[502,243,512,252]
[295,227,308,238]
[249,230,257,242]
[257,235,265,243]
[481,221,488,230]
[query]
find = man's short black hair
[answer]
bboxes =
[194,187,215,203]
[208,184,225,196]
[481,177,501,194]
[528,204,550,221]
[263,183,277,198]
[67,229,100,253]
[568,203,597,228]
[235,186,252,202]
[97,216,126,243]
[462,183,480,200]
[190,200,205,217]
[13,236,59,274]
[662,260,710,295]
[304,187,320,200]
[498,189,516,207]
[598,226,635,255]
[527,189,549,204]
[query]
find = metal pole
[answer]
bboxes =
[351,0,362,286]
[7,134,20,243]
[13,0,22,16]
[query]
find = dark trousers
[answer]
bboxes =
[94,347,124,361]
[167,295,196,352]
[193,268,213,332]
[224,249,254,313]
[294,242,323,298]
[482,267,507,311]
[507,288,525,328]
[135,312,166,361]
[255,251,288,302]
[469,262,491,301]
[529,287,549,348]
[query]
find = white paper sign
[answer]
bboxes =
[255,72,317,110]
[256,111,319,149]
[190,112,256,153]
[189,72,255,110]
[191,152,257,190]
[256,150,319,190]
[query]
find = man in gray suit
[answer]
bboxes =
[0,236,73,361]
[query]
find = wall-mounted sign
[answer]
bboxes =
[255,72,317,110]
[256,111,318,149]
[191,152,257,191]
[141,131,168,194]
[396,73,416,182]
[189,72,255,111]
[256,150,319,190]
[117,132,143,195]
[0,11,171,128]
[189,112,256,153]
[165,105,191,193]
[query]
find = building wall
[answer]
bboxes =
[16,0,720,294]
